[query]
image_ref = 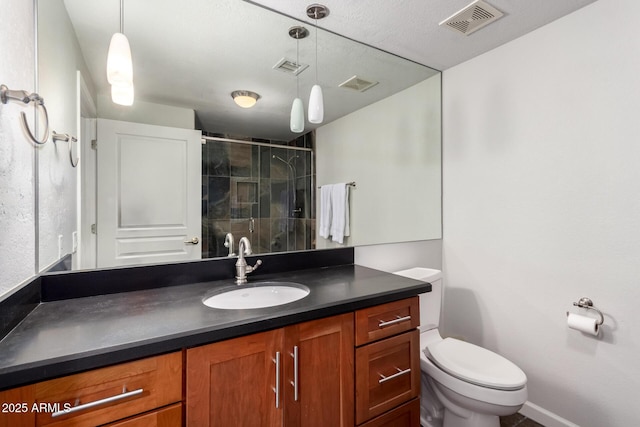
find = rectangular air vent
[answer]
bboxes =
[273,57,309,76]
[339,76,379,92]
[439,0,504,36]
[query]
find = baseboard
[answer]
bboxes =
[520,401,579,427]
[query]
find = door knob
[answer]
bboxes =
[184,237,199,245]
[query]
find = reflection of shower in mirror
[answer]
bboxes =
[272,154,300,217]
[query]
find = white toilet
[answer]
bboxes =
[393,268,528,427]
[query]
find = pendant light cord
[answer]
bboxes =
[296,35,300,97]
[314,14,318,82]
[120,0,124,34]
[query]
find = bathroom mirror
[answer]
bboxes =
[32,0,441,273]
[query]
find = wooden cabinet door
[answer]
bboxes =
[186,329,283,427]
[283,313,354,427]
[0,385,35,427]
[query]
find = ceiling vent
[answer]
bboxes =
[273,57,309,76]
[439,0,504,36]
[339,76,379,92]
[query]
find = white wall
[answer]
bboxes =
[97,95,195,129]
[316,74,442,248]
[0,0,35,296]
[442,0,640,426]
[37,0,95,271]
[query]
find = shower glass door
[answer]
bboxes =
[201,135,315,258]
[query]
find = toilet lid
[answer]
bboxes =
[425,338,527,390]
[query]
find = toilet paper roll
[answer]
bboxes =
[567,312,600,336]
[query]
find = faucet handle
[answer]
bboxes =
[246,259,262,274]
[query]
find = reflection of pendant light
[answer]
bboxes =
[107,0,134,105]
[111,82,134,106]
[289,26,308,133]
[306,4,328,124]
[231,90,261,108]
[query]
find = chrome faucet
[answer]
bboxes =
[235,237,262,284]
[224,233,235,257]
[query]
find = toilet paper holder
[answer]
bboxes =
[566,297,604,326]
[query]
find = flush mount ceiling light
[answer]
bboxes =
[231,90,261,108]
[107,0,134,105]
[289,26,308,133]
[306,4,328,124]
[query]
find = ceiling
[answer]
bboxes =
[250,0,599,71]
[61,0,597,141]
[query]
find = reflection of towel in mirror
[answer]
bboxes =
[331,183,350,244]
[319,185,332,239]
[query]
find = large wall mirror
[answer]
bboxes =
[32,0,441,276]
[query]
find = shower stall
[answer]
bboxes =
[201,135,315,258]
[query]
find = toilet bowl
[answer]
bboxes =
[393,268,528,427]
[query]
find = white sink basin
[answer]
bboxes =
[203,282,310,309]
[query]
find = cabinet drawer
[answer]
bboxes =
[34,352,182,427]
[355,297,419,346]
[103,403,182,426]
[355,330,420,424]
[359,398,420,427]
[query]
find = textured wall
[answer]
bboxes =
[0,0,36,297]
[442,0,640,425]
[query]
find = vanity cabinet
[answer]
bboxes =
[0,352,182,427]
[0,296,422,427]
[186,313,354,427]
[355,297,420,425]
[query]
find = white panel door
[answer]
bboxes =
[97,119,201,268]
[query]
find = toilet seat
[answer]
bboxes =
[420,349,528,408]
[425,338,527,391]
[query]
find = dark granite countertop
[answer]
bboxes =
[0,264,430,390]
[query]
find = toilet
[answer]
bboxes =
[393,268,528,427]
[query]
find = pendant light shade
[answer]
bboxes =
[111,82,134,106]
[290,97,305,133]
[106,32,133,85]
[307,4,328,125]
[308,84,324,124]
[289,26,308,134]
[107,0,134,105]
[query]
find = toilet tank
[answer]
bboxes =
[393,268,442,333]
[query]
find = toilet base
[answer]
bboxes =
[426,375,524,427]
[442,409,499,427]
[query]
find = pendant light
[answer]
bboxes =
[289,26,308,133]
[111,82,134,106]
[107,0,134,105]
[307,4,328,124]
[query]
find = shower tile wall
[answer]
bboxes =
[202,134,315,258]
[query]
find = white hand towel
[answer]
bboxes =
[319,184,332,239]
[344,185,350,238]
[330,183,349,244]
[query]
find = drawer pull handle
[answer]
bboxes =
[273,352,281,409]
[378,315,411,328]
[378,368,411,384]
[51,387,143,418]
